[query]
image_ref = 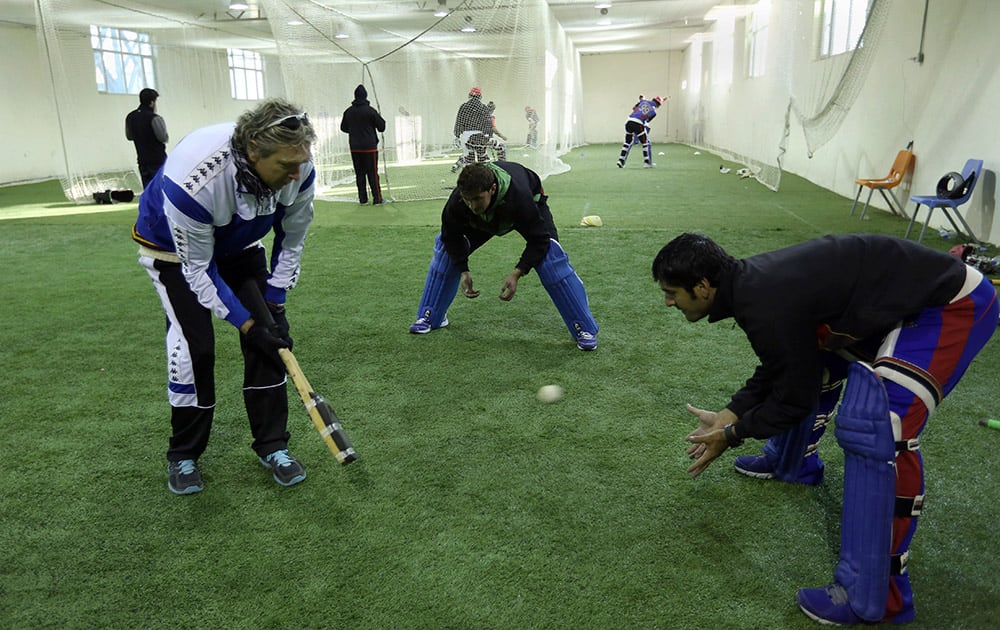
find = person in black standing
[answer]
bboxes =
[125,88,169,190]
[340,84,387,205]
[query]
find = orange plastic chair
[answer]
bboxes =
[849,147,915,220]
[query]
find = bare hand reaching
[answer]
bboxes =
[460,271,480,298]
[684,404,736,479]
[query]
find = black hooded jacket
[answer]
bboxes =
[340,85,386,150]
[707,234,968,439]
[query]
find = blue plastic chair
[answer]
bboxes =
[905,158,983,243]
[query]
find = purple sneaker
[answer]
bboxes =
[409,317,448,335]
[797,584,864,625]
[734,453,824,485]
[576,330,598,351]
[733,454,775,479]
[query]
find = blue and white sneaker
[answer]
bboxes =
[797,584,864,625]
[576,331,598,351]
[167,459,203,495]
[409,317,448,334]
[259,449,306,487]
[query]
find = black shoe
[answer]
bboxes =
[167,459,204,495]
[258,449,306,487]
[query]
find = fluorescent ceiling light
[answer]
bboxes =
[434,9,449,17]
[229,2,249,10]
[461,24,476,32]
[595,2,612,8]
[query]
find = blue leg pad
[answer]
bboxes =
[761,417,824,484]
[535,240,598,340]
[833,362,896,622]
[414,235,462,328]
[761,362,844,483]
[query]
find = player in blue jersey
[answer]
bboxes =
[409,161,599,351]
[652,233,997,624]
[616,95,665,168]
[132,98,317,495]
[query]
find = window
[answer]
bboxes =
[90,25,155,94]
[820,0,870,57]
[228,48,264,100]
[688,36,703,93]
[746,0,770,78]
[712,13,734,86]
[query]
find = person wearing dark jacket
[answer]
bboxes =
[340,84,387,204]
[651,232,997,625]
[125,88,169,189]
[408,162,599,351]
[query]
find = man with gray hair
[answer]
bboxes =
[132,98,317,495]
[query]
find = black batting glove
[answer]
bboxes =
[245,322,289,355]
[267,303,293,351]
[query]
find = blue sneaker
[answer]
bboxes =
[734,453,824,485]
[167,459,203,495]
[576,331,598,351]
[409,317,448,334]
[258,449,306,487]
[797,584,864,625]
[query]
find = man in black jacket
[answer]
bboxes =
[409,162,598,350]
[125,88,169,189]
[652,232,997,625]
[340,84,387,205]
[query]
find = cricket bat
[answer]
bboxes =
[239,281,357,465]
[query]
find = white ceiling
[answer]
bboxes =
[0,0,735,55]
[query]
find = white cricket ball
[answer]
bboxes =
[537,384,564,403]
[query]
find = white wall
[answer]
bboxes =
[660,0,999,245]
[0,23,63,184]
[580,51,685,145]
[782,0,1000,244]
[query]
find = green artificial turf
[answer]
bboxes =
[1,144,997,629]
